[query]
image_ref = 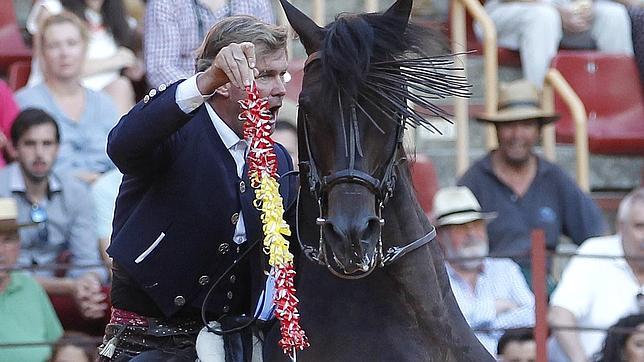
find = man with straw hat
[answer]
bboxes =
[0,197,63,362]
[433,186,535,356]
[458,79,606,280]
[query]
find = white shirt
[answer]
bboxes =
[175,75,274,320]
[550,234,640,358]
[446,258,535,355]
[176,74,247,245]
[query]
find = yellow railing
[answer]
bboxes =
[449,0,499,176]
[543,69,590,192]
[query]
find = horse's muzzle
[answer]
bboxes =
[321,184,382,277]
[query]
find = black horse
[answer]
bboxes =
[265,0,495,360]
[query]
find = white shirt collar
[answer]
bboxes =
[8,162,61,193]
[204,102,245,150]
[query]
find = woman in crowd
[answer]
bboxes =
[16,12,117,184]
[595,313,644,362]
[26,0,143,115]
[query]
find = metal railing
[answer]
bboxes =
[449,0,498,175]
[543,69,590,192]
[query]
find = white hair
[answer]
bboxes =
[617,187,644,223]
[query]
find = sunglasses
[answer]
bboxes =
[30,204,48,245]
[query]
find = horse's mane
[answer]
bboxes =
[319,12,471,133]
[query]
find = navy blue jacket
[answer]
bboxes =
[106,81,296,318]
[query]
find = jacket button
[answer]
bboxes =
[231,212,239,224]
[227,291,233,300]
[222,305,230,313]
[143,95,150,103]
[198,275,210,285]
[229,275,236,283]
[159,83,167,92]
[239,180,246,193]
[174,296,185,306]
[149,89,157,97]
[219,243,230,254]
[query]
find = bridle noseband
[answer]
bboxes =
[295,51,435,279]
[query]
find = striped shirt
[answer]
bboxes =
[446,258,535,355]
[144,0,275,87]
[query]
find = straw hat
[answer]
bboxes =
[475,79,559,124]
[433,186,496,227]
[0,198,19,233]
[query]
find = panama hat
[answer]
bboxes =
[475,79,559,124]
[0,198,19,233]
[433,186,497,227]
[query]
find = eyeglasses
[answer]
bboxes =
[30,204,48,245]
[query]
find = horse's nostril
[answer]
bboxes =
[361,218,381,243]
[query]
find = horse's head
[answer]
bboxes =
[281,0,469,278]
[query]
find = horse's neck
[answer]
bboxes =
[380,168,485,360]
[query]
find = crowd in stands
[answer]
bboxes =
[477,0,639,87]
[0,0,641,361]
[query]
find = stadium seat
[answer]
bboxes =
[0,0,32,74]
[551,51,644,155]
[409,156,439,216]
[7,60,31,91]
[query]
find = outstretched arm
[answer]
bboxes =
[108,42,258,176]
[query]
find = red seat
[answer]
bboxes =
[0,1,32,74]
[409,156,439,216]
[7,60,31,91]
[551,51,644,155]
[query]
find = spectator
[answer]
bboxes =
[595,314,644,362]
[0,80,19,167]
[50,332,97,362]
[497,327,536,362]
[548,187,644,361]
[273,120,298,167]
[91,168,122,269]
[16,12,118,184]
[144,0,275,87]
[458,80,606,279]
[26,0,142,115]
[614,0,644,84]
[433,186,535,355]
[0,197,63,362]
[476,0,633,86]
[0,108,108,320]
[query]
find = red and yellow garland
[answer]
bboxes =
[240,84,309,358]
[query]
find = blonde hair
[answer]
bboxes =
[194,15,288,73]
[39,11,89,50]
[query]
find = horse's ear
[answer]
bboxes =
[383,0,413,33]
[279,0,325,55]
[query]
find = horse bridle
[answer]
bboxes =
[296,51,436,279]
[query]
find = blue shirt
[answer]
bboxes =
[446,258,535,355]
[0,163,107,281]
[459,153,606,265]
[15,83,117,176]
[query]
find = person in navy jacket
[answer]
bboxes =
[99,16,295,361]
